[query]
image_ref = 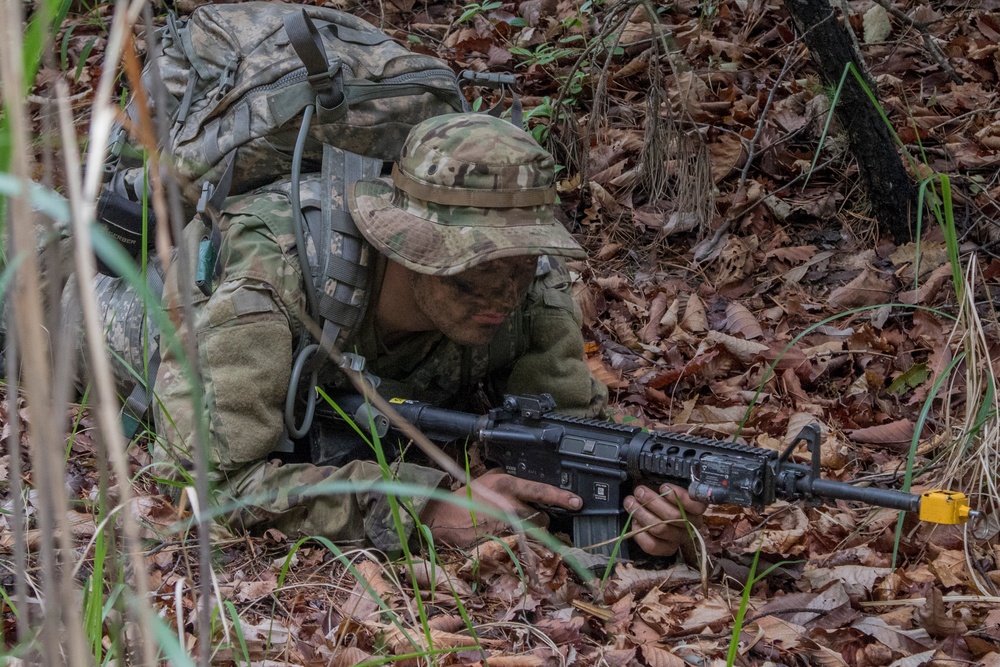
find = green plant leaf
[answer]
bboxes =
[888,363,929,394]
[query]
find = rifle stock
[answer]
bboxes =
[313,394,976,558]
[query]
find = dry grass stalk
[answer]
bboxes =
[939,257,1000,581]
[0,2,90,664]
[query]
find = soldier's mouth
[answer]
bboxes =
[471,311,507,325]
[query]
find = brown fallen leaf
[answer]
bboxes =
[708,132,747,183]
[478,653,548,667]
[752,615,806,650]
[846,419,915,450]
[400,558,473,597]
[643,350,719,389]
[916,587,968,638]
[731,505,809,555]
[679,294,708,333]
[659,298,680,335]
[828,268,896,309]
[699,330,769,364]
[640,645,687,667]
[640,292,670,343]
[586,354,629,390]
[803,565,892,596]
[851,616,935,655]
[724,301,764,339]
[321,646,374,667]
[458,534,520,577]
[601,563,702,603]
[898,263,953,305]
[927,550,968,588]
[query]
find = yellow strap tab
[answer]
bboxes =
[918,490,975,524]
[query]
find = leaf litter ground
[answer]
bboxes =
[3,0,1000,663]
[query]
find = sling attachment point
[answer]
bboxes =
[284,9,345,112]
[460,71,523,128]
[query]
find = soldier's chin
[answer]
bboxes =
[446,324,501,347]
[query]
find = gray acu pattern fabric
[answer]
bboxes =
[127,2,462,199]
[60,262,161,401]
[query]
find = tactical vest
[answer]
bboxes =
[97,146,383,437]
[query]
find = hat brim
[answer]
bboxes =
[348,177,586,277]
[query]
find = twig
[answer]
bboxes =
[737,53,799,192]
[868,0,962,84]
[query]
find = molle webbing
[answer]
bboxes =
[270,147,382,352]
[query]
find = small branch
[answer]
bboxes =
[737,52,800,191]
[868,0,963,84]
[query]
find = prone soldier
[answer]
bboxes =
[115,113,708,556]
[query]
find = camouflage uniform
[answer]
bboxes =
[152,114,607,551]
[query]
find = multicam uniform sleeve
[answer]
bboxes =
[214,458,449,553]
[153,193,304,470]
[152,195,448,551]
[500,258,608,418]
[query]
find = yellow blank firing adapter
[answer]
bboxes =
[919,490,978,524]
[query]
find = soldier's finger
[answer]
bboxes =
[633,486,683,520]
[631,527,679,558]
[504,477,582,510]
[625,496,687,543]
[659,484,708,516]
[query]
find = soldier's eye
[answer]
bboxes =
[447,277,478,295]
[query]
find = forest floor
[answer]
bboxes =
[3,0,1000,664]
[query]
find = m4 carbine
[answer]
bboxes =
[317,394,977,557]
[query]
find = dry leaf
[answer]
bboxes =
[916,587,968,638]
[927,550,967,588]
[803,565,891,596]
[699,330,769,363]
[753,615,806,650]
[851,617,934,654]
[846,419,915,450]
[828,269,896,309]
[383,625,501,653]
[602,563,702,603]
[321,646,374,667]
[731,505,808,555]
[639,645,687,667]
[400,559,472,597]
[678,594,733,633]
[480,653,548,667]
[659,298,680,334]
[680,294,708,332]
[640,292,670,343]
[586,354,629,390]
[458,535,520,577]
[899,263,953,305]
[724,302,764,339]
[765,245,817,263]
[708,132,746,183]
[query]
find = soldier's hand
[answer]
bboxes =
[624,483,706,558]
[422,470,582,547]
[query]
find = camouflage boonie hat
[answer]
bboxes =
[347,113,586,276]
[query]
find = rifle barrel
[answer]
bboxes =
[797,477,921,513]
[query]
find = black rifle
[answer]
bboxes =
[310,394,976,558]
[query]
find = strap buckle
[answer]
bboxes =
[196,181,215,224]
[217,58,239,98]
[339,352,366,373]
